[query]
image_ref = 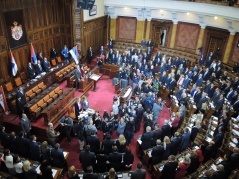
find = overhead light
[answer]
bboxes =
[160,10,163,13]
[214,16,218,20]
[187,12,189,16]
[124,7,128,10]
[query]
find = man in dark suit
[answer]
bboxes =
[87,47,93,64]
[196,74,203,87]
[16,95,24,118]
[214,94,224,114]
[29,135,41,161]
[86,131,100,154]
[232,77,239,90]
[214,126,224,149]
[179,127,190,152]
[226,88,234,102]
[151,139,164,164]
[212,88,220,104]
[74,97,82,120]
[205,52,214,68]
[208,83,216,99]
[203,68,210,81]
[82,166,98,179]
[50,47,57,60]
[79,145,96,172]
[43,57,50,72]
[99,46,106,56]
[135,104,144,133]
[17,86,26,105]
[15,131,30,158]
[161,155,178,179]
[203,141,216,162]
[210,164,226,179]
[196,92,207,110]
[161,120,171,140]
[152,124,162,146]
[147,39,153,47]
[194,88,202,105]
[36,60,43,75]
[191,71,198,84]
[59,115,73,143]
[37,52,44,66]
[131,162,146,179]
[0,125,9,149]
[27,62,35,79]
[19,114,31,137]
[230,147,239,170]
[170,132,182,155]
[182,75,190,89]
[74,65,82,90]
[167,77,176,91]
[141,126,153,151]
[51,143,65,168]
[199,55,205,66]
[215,66,222,79]
[204,80,211,94]
[108,146,123,172]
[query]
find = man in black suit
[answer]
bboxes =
[161,155,178,179]
[135,104,144,133]
[108,146,123,172]
[214,94,224,115]
[19,114,31,137]
[27,62,35,79]
[170,132,182,155]
[152,124,162,146]
[58,116,73,144]
[36,60,43,75]
[214,126,224,149]
[82,166,98,179]
[17,86,26,105]
[203,141,216,162]
[79,145,96,172]
[147,39,153,48]
[151,139,164,164]
[212,88,220,104]
[203,68,210,81]
[29,135,41,161]
[37,52,44,66]
[232,77,239,90]
[131,162,146,179]
[208,83,215,99]
[86,131,100,154]
[74,97,82,120]
[74,65,82,90]
[194,87,202,105]
[87,47,93,64]
[15,131,30,158]
[16,95,24,118]
[191,71,198,84]
[0,125,9,149]
[229,147,239,170]
[196,92,207,111]
[43,57,50,72]
[161,120,171,140]
[141,126,153,151]
[50,47,57,60]
[51,143,65,168]
[210,164,226,179]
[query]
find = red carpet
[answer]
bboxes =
[58,75,170,178]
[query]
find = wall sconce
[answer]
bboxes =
[187,12,189,16]
[160,10,164,16]
[214,16,218,20]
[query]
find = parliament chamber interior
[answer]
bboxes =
[0,0,239,178]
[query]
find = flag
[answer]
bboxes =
[10,50,18,76]
[0,86,9,112]
[69,46,79,64]
[30,43,37,64]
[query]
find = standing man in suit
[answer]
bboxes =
[160,155,178,179]
[147,39,153,48]
[15,131,30,158]
[74,65,82,90]
[99,46,106,56]
[108,146,123,172]
[86,131,100,154]
[17,86,26,105]
[58,116,73,144]
[131,162,146,179]
[170,132,182,155]
[214,94,224,115]
[74,97,82,120]
[179,127,190,152]
[182,74,190,89]
[196,74,203,87]
[43,57,50,72]
[196,92,207,111]
[141,126,153,151]
[27,62,35,79]
[151,139,164,164]
[206,52,214,67]
[51,143,65,168]
[199,55,205,66]
[37,52,44,66]
[0,125,9,149]
[16,95,24,118]
[19,113,31,138]
[214,126,224,149]
[82,166,98,179]
[36,60,43,75]
[141,39,146,48]
[152,98,163,124]
[29,135,41,161]
[209,164,226,179]
[87,47,93,64]
[161,120,171,140]
[79,145,96,172]
[50,47,57,60]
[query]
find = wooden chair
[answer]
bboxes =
[38,82,46,91]
[37,99,47,110]
[51,59,57,66]
[32,86,41,94]
[57,56,62,63]
[4,82,13,93]
[14,77,22,87]
[54,87,63,97]
[49,91,57,100]
[20,72,28,83]
[30,104,41,119]
[26,90,36,100]
[43,95,53,105]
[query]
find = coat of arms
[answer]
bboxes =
[10,21,23,40]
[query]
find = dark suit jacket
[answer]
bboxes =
[180,132,190,152]
[83,173,99,179]
[36,64,43,75]
[19,118,31,133]
[131,169,146,179]
[161,161,178,179]
[191,74,198,84]
[170,136,182,155]
[203,145,216,162]
[79,151,96,172]
[196,77,203,87]
[151,145,164,164]
[209,170,226,179]
[101,139,115,155]
[197,97,207,109]
[194,92,202,104]
[161,124,171,140]
[214,132,224,148]
[108,152,122,171]
[15,136,30,158]
[28,66,35,79]
[141,131,153,150]
[51,148,65,168]
[214,98,224,111]
[74,102,82,119]
[43,61,50,72]
[208,87,215,98]
[86,135,100,154]
[0,131,9,149]
[152,129,162,146]
[17,91,26,105]
[29,141,41,161]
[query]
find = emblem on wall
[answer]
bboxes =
[11,21,23,40]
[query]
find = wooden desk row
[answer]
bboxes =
[55,62,75,83]
[41,88,76,125]
[99,64,120,79]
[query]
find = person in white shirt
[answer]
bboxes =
[3,149,15,175]
[13,155,23,176]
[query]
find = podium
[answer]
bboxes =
[89,74,102,91]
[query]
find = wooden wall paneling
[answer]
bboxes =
[230,32,239,63]
[117,16,137,40]
[0,14,3,36]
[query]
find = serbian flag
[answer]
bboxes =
[69,45,79,64]
[30,43,37,64]
[0,86,9,112]
[10,50,18,76]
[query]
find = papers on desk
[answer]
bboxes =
[147,149,152,158]
[229,142,236,148]
[211,164,217,171]
[123,88,132,98]
[209,131,214,136]
[205,137,212,143]
[90,74,101,81]
[231,138,238,144]
[214,157,223,165]
[36,166,57,177]
[232,129,239,136]
[35,75,41,79]
[78,109,95,119]
[232,117,238,123]
[41,72,46,76]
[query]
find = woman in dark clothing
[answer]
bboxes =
[161,136,171,161]
[187,150,200,174]
[22,160,37,179]
[40,160,53,179]
[40,141,51,162]
[115,134,127,153]
[123,148,134,170]
[105,168,118,179]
